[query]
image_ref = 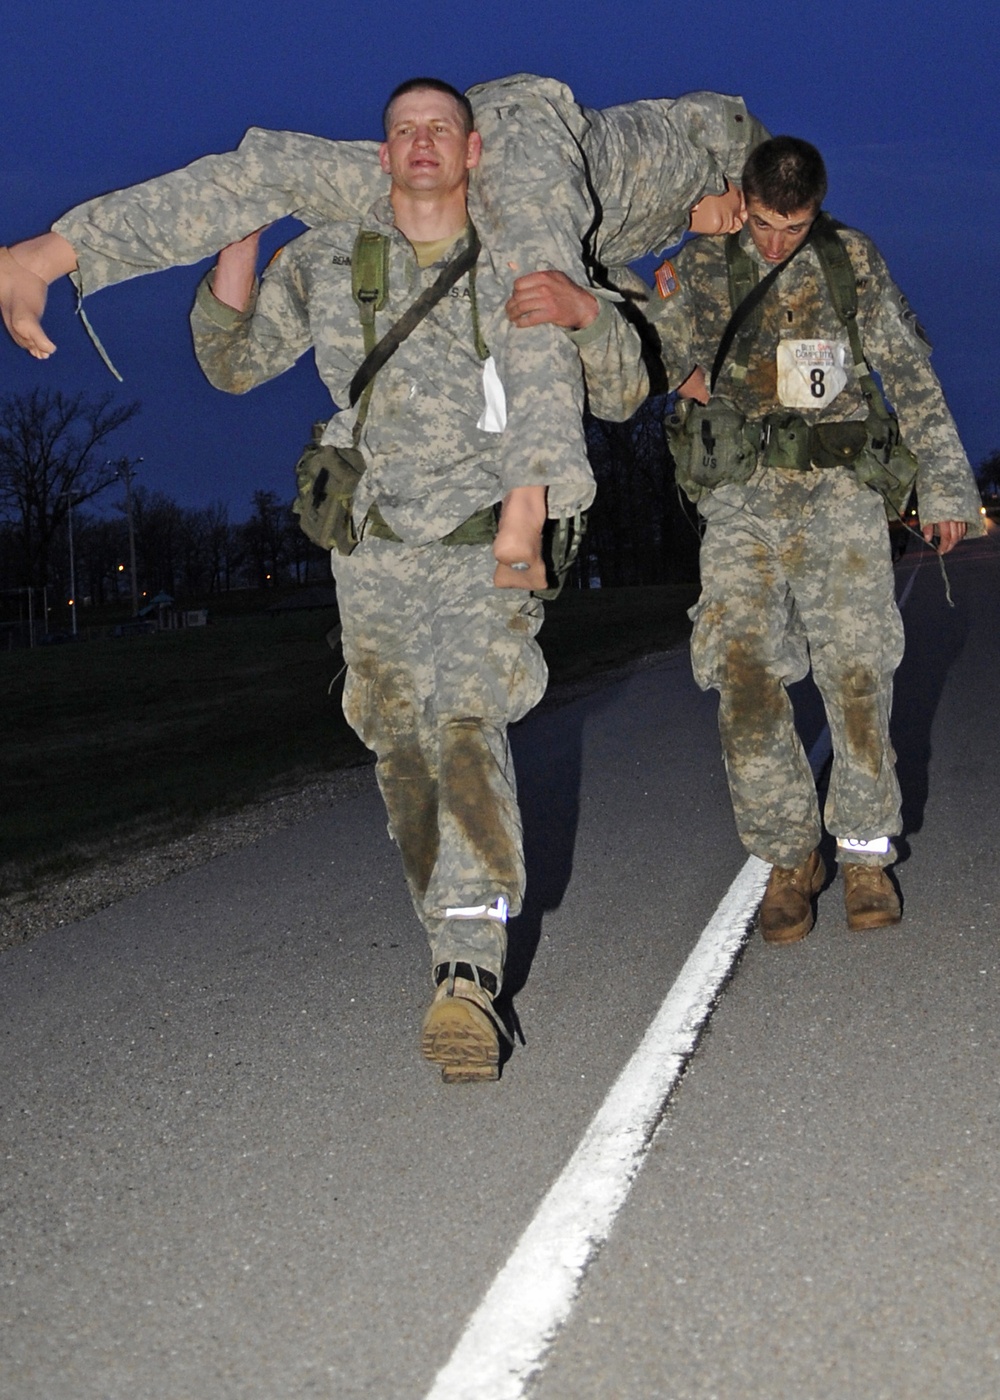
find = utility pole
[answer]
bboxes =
[114,456,143,616]
[64,490,78,637]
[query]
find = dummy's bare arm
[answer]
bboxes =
[209,230,264,313]
[0,233,78,357]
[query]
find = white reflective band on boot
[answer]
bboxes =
[444,896,509,923]
[838,836,891,855]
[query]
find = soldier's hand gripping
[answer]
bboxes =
[923,519,968,554]
[505,270,599,331]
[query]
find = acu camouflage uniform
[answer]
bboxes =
[646,222,983,869]
[189,206,640,983]
[53,74,765,515]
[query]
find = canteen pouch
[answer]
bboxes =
[292,427,366,556]
[853,414,919,518]
[666,397,758,503]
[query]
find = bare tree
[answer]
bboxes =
[241,489,289,588]
[131,487,187,597]
[0,388,141,589]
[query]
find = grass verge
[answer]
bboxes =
[1,583,696,896]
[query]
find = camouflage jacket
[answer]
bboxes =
[189,204,640,543]
[646,222,983,527]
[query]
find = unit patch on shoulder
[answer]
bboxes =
[654,259,680,299]
[899,292,931,347]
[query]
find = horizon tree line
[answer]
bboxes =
[2,387,993,623]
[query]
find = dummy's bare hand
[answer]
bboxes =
[0,233,78,358]
[211,227,267,312]
[506,270,599,331]
[0,247,56,358]
[677,366,710,404]
[923,520,967,554]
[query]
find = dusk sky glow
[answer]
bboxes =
[3,0,997,518]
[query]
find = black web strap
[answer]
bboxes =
[709,222,816,394]
[348,225,481,411]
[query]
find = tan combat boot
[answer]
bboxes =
[420,962,512,1083]
[843,865,901,931]
[758,850,826,945]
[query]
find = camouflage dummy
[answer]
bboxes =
[190,203,644,1068]
[646,209,982,895]
[51,75,765,513]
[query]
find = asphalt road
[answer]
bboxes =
[2,532,998,1400]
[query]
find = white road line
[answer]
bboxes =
[424,855,771,1400]
[424,557,930,1398]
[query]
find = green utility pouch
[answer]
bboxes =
[809,419,869,469]
[760,411,813,471]
[292,425,366,556]
[666,397,759,503]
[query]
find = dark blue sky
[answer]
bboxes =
[3,0,997,518]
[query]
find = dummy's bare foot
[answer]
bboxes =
[493,485,547,590]
[0,247,56,358]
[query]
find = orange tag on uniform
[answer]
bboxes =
[654,260,679,298]
[264,245,286,269]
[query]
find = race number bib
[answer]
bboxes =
[776,339,849,410]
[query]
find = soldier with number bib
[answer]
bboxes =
[646,136,982,943]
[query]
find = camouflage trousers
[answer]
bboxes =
[332,537,548,982]
[690,467,904,868]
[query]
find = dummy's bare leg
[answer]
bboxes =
[493,485,548,591]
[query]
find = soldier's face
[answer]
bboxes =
[745,199,817,263]
[379,90,481,197]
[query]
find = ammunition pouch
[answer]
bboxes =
[292,430,365,556]
[760,412,813,472]
[666,397,759,502]
[808,419,869,469]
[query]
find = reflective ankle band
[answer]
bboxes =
[444,897,509,923]
[838,836,891,855]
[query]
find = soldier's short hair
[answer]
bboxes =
[741,137,828,216]
[382,79,475,137]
